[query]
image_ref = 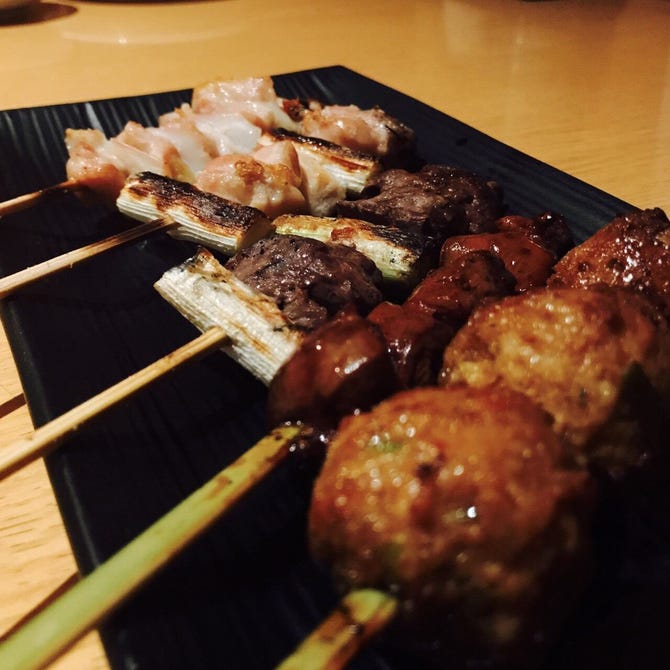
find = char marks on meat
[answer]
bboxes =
[226,235,383,330]
[336,164,505,241]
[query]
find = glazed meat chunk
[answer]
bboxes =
[310,385,593,669]
[549,208,670,322]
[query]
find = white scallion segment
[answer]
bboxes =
[154,248,302,385]
[273,214,423,286]
[117,173,273,256]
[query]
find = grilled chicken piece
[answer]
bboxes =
[117,172,274,255]
[440,286,670,478]
[548,208,670,322]
[310,385,593,669]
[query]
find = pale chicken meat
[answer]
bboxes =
[194,141,307,217]
[191,75,300,132]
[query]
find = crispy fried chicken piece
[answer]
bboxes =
[440,287,670,478]
[309,385,593,669]
[548,208,670,323]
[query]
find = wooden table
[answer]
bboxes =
[1,0,669,667]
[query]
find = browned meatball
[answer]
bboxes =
[494,211,574,260]
[440,287,670,477]
[309,385,593,668]
[548,208,670,322]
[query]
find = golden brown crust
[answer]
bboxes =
[440,286,670,474]
[309,385,593,667]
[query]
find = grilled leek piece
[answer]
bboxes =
[154,247,301,385]
[117,172,273,255]
[272,214,430,288]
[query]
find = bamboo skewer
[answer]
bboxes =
[0,218,175,299]
[0,424,300,670]
[0,326,228,480]
[276,590,398,670]
[0,179,83,218]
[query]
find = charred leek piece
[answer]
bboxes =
[154,247,302,385]
[266,129,382,197]
[273,214,428,288]
[117,172,273,255]
[276,589,398,670]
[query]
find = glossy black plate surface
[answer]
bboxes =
[0,66,665,669]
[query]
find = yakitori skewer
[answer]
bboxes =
[0,179,82,218]
[0,424,299,670]
[0,326,227,480]
[0,218,175,299]
[3,208,670,670]
[276,589,398,670]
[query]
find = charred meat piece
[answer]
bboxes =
[440,231,555,292]
[226,235,383,330]
[548,208,670,322]
[406,250,516,327]
[440,286,670,478]
[267,312,398,428]
[367,302,453,388]
[494,211,574,260]
[336,164,504,241]
[309,385,593,669]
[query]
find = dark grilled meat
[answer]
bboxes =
[336,164,504,242]
[267,312,398,428]
[440,231,555,292]
[406,250,517,326]
[548,208,670,322]
[226,234,383,330]
[494,211,574,260]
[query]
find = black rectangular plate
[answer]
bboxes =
[0,66,666,670]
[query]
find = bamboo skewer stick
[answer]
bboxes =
[0,179,83,218]
[0,218,175,299]
[0,326,228,480]
[0,424,300,670]
[276,590,398,670]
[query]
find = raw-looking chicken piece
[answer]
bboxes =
[191,76,300,132]
[195,141,307,217]
[300,102,416,164]
[66,121,203,203]
[158,103,262,157]
[309,385,593,669]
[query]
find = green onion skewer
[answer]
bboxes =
[277,589,398,670]
[0,326,228,480]
[0,424,300,670]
